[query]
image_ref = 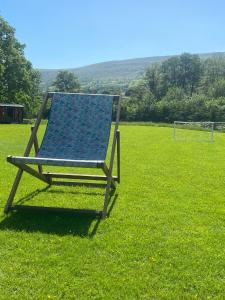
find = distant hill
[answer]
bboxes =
[38,52,225,88]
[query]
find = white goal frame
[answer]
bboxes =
[173,121,215,142]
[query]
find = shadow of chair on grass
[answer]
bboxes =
[0,186,118,238]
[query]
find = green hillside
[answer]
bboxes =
[38,52,225,88]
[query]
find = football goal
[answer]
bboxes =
[173,121,215,142]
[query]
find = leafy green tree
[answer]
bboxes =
[200,57,225,95]
[52,71,80,92]
[179,53,201,95]
[162,86,185,102]
[145,53,201,99]
[0,15,41,116]
[145,64,165,99]
[208,79,225,98]
[161,53,201,96]
[202,57,225,83]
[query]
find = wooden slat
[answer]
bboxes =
[43,172,118,181]
[7,158,50,184]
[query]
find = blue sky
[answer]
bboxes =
[1,0,225,69]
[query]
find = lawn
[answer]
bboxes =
[0,124,225,299]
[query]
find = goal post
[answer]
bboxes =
[213,122,225,132]
[173,121,215,142]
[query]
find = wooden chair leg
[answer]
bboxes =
[31,126,43,174]
[102,164,116,189]
[4,94,49,214]
[116,130,120,183]
[4,169,23,213]
[102,178,112,219]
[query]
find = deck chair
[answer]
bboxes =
[4,92,121,218]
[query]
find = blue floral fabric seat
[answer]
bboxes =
[11,93,115,167]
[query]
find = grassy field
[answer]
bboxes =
[0,124,225,299]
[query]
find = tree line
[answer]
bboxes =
[119,53,225,122]
[1,15,225,122]
[53,54,225,123]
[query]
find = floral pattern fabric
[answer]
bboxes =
[37,93,114,161]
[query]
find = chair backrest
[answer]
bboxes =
[37,93,119,161]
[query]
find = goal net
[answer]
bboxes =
[213,122,225,133]
[173,121,215,142]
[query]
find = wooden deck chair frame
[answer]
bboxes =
[4,92,121,218]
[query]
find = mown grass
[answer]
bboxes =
[0,124,225,299]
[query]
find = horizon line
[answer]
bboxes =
[35,51,225,71]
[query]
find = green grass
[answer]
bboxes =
[0,124,225,299]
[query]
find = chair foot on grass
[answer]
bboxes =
[101,211,108,219]
[4,206,11,214]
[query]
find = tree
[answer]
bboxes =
[162,86,185,102]
[161,53,201,96]
[208,79,225,98]
[145,64,165,99]
[144,53,202,99]
[0,15,41,116]
[52,71,80,92]
[200,57,225,95]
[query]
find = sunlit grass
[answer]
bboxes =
[0,124,225,299]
